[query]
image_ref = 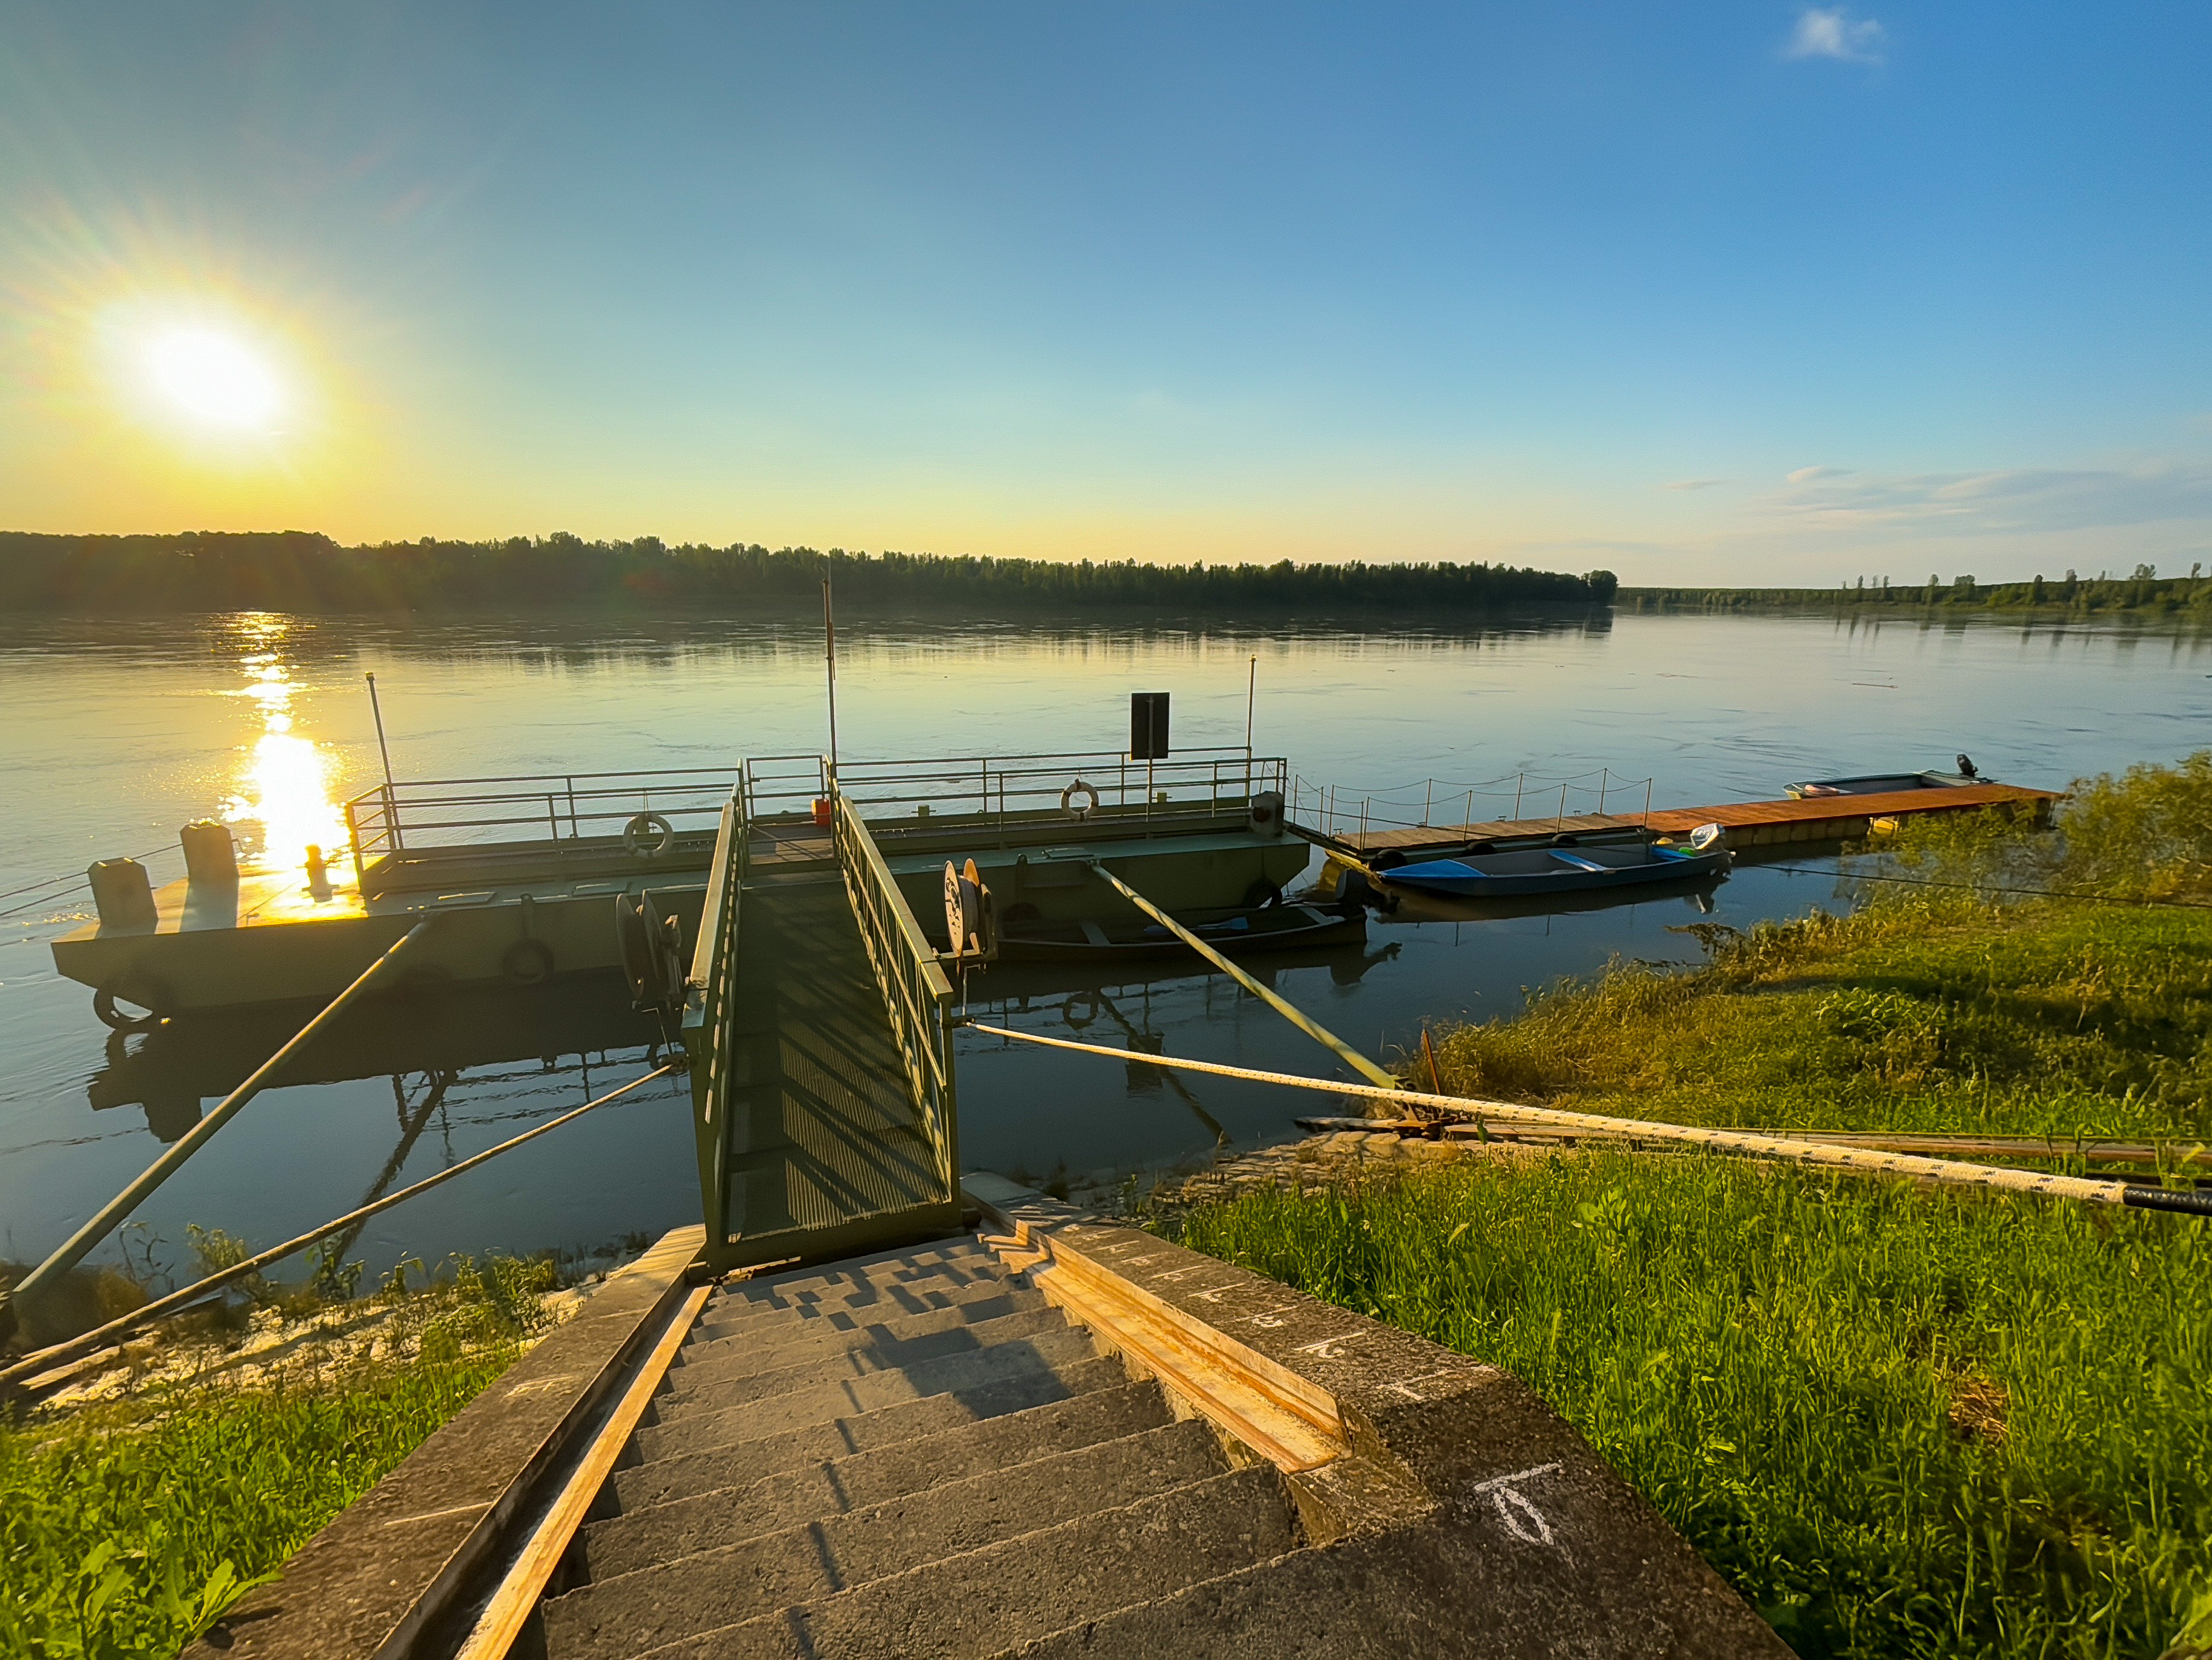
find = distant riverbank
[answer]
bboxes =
[0,531,1615,616]
[1624,567,2212,624]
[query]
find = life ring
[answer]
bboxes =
[623,812,676,860]
[1061,779,1101,820]
[1064,992,1100,1030]
[94,975,173,1032]
[503,937,556,986]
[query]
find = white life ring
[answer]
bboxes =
[1061,779,1101,820]
[623,811,676,859]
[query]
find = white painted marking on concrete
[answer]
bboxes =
[1469,1461,1565,1550]
[1295,1334,1360,1359]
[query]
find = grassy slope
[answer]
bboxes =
[1169,893,2212,1658]
[0,1256,556,1658]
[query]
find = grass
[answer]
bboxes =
[0,1251,562,1658]
[1162,759,2212,1658]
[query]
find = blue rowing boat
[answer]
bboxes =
[1373,825,1730,898]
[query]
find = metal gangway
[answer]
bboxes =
[683,763,963,1271]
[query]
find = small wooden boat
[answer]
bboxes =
[1372,826,1729,899]
[1785,756,1986,797]
[994,901,1365,962]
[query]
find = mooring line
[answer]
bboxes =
[0,1061,682,1391]
[957,1021,2212,1218]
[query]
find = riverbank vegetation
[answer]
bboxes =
[0,1248,572,1658]
[1166,759,2212,1658]
[1625,565,2212,622]
[0,531,1616,615]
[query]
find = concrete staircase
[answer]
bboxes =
[537,1237,1302,1660]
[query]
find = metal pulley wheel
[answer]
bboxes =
[614,892,685,1012]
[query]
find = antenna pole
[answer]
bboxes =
[822,572,839,776]
[1245,654,1257,799]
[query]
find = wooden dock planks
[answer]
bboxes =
[1331,782,2059,857]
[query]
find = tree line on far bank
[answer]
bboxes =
[0,531,1618,615]
[1624,564,2212,621]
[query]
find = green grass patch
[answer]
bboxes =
[0,1349,516,1658]
[1165,758,2212,1656]
[0,1251,563,1658]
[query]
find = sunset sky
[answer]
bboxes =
[2,2,2207,584]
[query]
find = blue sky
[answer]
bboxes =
[2,2,2207,582]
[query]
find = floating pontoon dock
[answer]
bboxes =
[1315,779,2059,860]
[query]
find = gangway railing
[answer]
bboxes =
[832,788,959,1196]
[680,780,749,1245]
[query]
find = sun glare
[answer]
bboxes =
[145,325,284,432]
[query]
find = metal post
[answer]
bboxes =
[1556,783,1568,830]
[1464,790,1474,831]
[1361,797,1369,840]
[1644,778,1654,829]
[1599,768,1609,815]
[366,673,402,850]
[1514,773,1524,819]
[822,574,839,774]
[1245,654,1257,802]
[8,921,434,1310]
[566,777,579,839]
[1423,779,1433,826]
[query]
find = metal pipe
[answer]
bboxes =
[366,673,402,851]
[1,1062,677,1390]
[8,921,435,1311]
[822,573,839,773]
[962,1023,2212,1218]
[1084,861,1400,1091]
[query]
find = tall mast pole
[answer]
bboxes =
[365,672,402,850]
[823,571,839,778]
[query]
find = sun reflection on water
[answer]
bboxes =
[218,617,348,878]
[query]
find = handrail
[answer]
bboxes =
[832,788,958,1196]
[680,782,748,1247]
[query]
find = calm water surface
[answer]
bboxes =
[2,610,2206,1285]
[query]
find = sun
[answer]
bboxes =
[143,325,285,432]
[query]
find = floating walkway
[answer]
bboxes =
[1317,779,2059,860]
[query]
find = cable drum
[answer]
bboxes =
[622,812,676,860]
[615,892,685,1012]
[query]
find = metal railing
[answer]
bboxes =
[741,748,1287,830]
[833,789,959,1197]
[682,787,749,1245]
[345,766,740,882]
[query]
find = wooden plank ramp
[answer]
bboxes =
[1325,781,2059,858]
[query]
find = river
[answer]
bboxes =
[3,608,2206,1288]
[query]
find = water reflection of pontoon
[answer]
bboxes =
[87,971,662,1143]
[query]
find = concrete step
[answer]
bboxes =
[674,1286,1051,1380]
[628,1464,1297,1660]
[544,1418,1230,1658]
[657,1306,1077,1413]
[706,1240,1000,1323]
[638,1326,1107,1445]
[630,1353,1128,1469]
[691,1267,1035,1344]
[583,1380,1172,1582]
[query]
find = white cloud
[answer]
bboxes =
[1755,460,2212,534]
[1661,477,1728,491]
[1785,7,1885,65]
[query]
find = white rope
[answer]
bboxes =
[959,1021,2201,1211]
